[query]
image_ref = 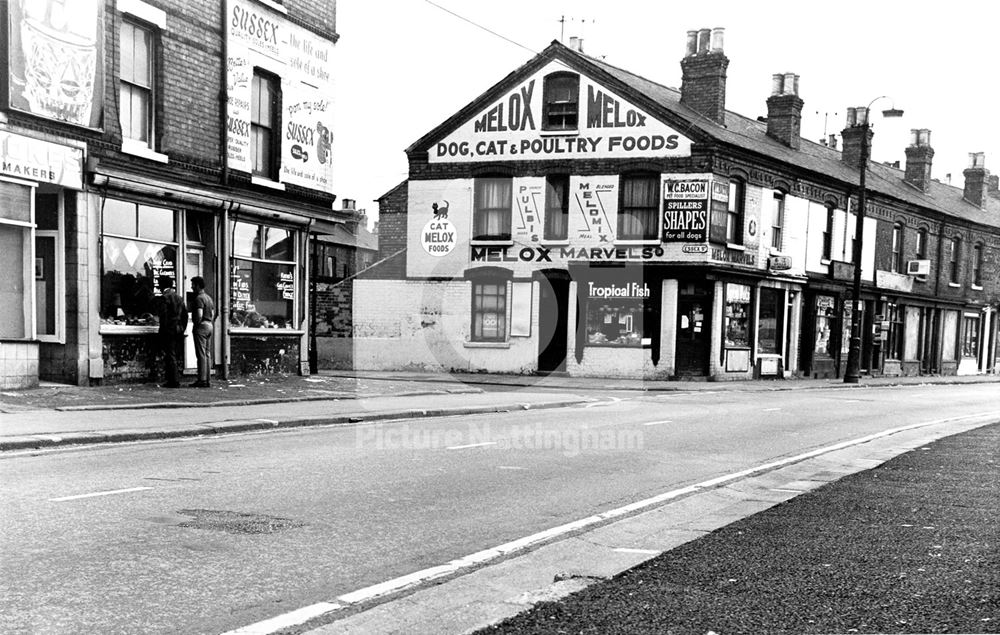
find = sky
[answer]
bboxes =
[332,0,1000,227]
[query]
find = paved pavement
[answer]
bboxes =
[2,370,999,451]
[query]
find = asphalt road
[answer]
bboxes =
[2,383,999,634]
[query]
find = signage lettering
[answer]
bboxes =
[588,281,650,299]
[469,246,667,262]
[231,5,279,46]
[663,178,709,242]
[474,81,536,133]
[586,87,647,128]
[711,248,757,266]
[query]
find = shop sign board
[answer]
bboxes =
[662,178,708,242]
[768,255,792,270]
[225,0,335,193]
[429,61,691,163]
[0,130,83,189]
[6,0,104,128]
[587,281,650,299]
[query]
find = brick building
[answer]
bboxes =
[1,0,346,388]
[355,29,999,380]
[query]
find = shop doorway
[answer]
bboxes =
[676,285,712,376]
[183,248,204,372]
[537,275,569,373]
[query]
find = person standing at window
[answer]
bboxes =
[189,276,215,388]
[156,276,187,388]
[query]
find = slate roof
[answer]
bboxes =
[575,45,1000,229]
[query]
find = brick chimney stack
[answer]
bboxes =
[680,27,728,125]
[765,73,803,149]
[903,129,934,192]
[841,107,873,169]
[963,152,989,207]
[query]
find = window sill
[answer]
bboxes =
[725,243,747,251]
[948,282,961,288]
[768,248,788,257]
[121,140,169,163]
[972,284,984,291]
[100,324,158,335]
[470,239,513,246]
[251,0,288,14]
[585,343,650,349]
[820,258,832,265]
[464,341,510,349]
[252,176,286,191]
[229,328,304,335]
[615,239,660,246]
[541,238,570,246]
[539,129,579,137]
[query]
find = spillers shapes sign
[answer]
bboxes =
[662,177,708,242]
[430,61,691,163]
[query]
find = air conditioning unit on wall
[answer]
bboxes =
[907,259,931,276]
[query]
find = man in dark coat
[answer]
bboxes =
[156,276,188,388]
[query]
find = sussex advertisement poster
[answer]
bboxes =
[225,0,335,193]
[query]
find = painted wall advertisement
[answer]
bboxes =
[6,0,104,128]
[429,61,691,163]
[225,0,334,193]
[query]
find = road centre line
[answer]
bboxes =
[48,486,153,502]
[225,409,1000,635]
[447,441,497,450]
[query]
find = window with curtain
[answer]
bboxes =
[770,192,785,250]
[949,237,961,284]
[822,205,834,260]
[891,223,904,273]
[543,175,569,240]
[542,73,579,131]
[471,279,507,341]
[120,20,154,145]
[230,221,296,329]
[617,173,659,241]
[251,70,280,179]
[727,179,745,244]
[972,243,983,286]
[473,177,512,241]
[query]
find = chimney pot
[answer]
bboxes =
[988,174,999,196]
[969,152,985,169]
[783,72,797,95]
[771,74,783,96]
[846,107,857,127]
[710,27,725,52]
[828,134,838,149]
[697,28,711,53]
[685,30,698,56]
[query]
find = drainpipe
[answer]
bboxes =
[306,219,318,374]
[220,201,233,379]
[220,4,229,186]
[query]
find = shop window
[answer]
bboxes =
[915,227,927,259]
[758,287,784,355]
[230,221,296,329]
[904,306,920,361]
[251,70,280,180]
[543,175,569,240]
[770,192,785,250]
[120,19,155,145]
[617,173,659,241]
[972,243,983,287]
[723,283,751,349]
[471,279,507,342]
[942,310,958,360]
[585,296,652,348]
[949,236,961,284]
[822,205,834,260]
[961,315,980,358]
[473,177,512,241]
[101,199,178,326]
[0,181,33,339]
[542,73,579,131]
[891,223,904,273]
[726,179,745,245]
[813,295,836,357]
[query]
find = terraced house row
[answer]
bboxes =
[357,29,1000,381]
[1,0,347,389]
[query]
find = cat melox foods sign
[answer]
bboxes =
[430,61,691,163]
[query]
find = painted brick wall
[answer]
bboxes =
[364,182,408,280]
[315,280,353,336]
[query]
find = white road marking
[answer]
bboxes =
[613,548,660,555]
[220,602,342,635]
[763,407,782,412]
[48,486,153,502]
[642,420,671,426]
[226,409,1000,634]
[446,441,497,450]
[498,466,527,471]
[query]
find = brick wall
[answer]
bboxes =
[315,280,353,336]
[230,335,301,376]
[102,334,159,383]
[364,182,408,280]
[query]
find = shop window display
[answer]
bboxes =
[724,283,751,348]
[586,300,649,347]
[230,221,296,329]
[100,199,178,326]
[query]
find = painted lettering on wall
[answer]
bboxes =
[586,87,647,128]
[711,248,756,266]
[470,246,666,262]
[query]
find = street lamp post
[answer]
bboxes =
[843,98,903,384]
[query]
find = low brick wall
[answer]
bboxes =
[229,335,301,376]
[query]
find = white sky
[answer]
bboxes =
[332,1,999,225]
